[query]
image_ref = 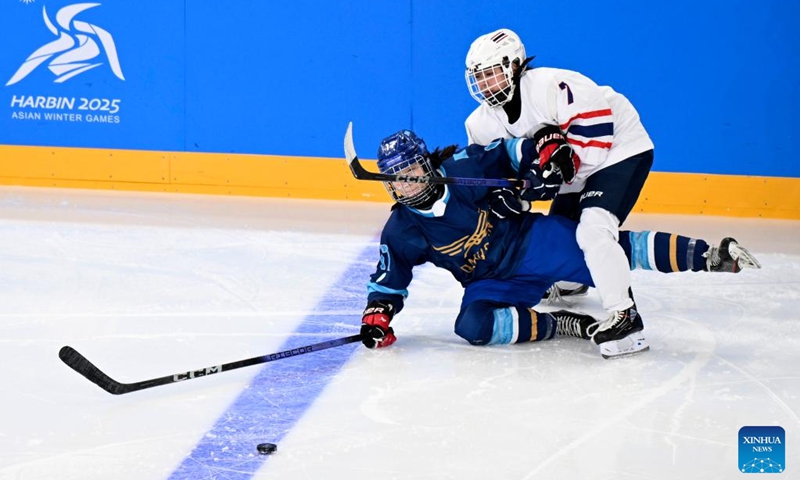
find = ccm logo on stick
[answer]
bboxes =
[174,366,222,381]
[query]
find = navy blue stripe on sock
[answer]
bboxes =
[653,232,671,272]
[167,245,374,480]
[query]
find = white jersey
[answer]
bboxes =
[465,67,654,193]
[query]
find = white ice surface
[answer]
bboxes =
[0,186,798,480]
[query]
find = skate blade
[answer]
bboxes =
[560,285,590,297]
[730,243,761,269]
[542,285,589,306]
[598,331,650,359]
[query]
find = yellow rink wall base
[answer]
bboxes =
[1,145,798,219]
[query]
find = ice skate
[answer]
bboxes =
[541,281,589,306]
[588,305,649,359]
[705,237,762,273]
[550,310,596,339]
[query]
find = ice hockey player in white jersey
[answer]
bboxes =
[464,28,655,354]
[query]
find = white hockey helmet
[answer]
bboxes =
[465,28,526,107]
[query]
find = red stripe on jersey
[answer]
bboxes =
[567,138,612,149]
[559,109,613,130]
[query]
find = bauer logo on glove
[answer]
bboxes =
[532,125,580,184]
[361,300,397,348]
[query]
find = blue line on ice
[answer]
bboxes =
[167,246,373,479]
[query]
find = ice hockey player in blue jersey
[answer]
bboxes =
[359,129,761,359]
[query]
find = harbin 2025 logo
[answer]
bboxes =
[7,2,124,85]
[6,3,125,124]
[739,426,785,474]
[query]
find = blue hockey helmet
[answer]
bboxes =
[376,130,440,208]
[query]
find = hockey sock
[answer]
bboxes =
[619,230,709,273]
[487,306,557,344]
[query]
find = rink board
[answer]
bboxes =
[0,144,798,219]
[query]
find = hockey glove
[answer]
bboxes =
[361,300,397,349]
[489,188,530,219]
[533,125,580,184]
[519,170,561,202]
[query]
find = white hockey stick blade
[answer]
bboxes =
[344,121,357,166]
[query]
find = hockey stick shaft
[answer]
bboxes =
[344,122,530,189]
[59,334,363,395]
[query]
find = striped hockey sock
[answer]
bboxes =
[619,230,709,272]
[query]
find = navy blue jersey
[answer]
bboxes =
[367,139,540,312]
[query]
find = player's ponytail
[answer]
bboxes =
[429,145,459,168]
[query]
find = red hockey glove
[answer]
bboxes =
[533,125,580,184]
[361,300,397,349]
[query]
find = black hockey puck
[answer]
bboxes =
[257,442,277,455]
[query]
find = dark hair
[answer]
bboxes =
[429,145,459,168]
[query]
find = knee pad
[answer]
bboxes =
[576,207,620,251]
[454,302,495,345]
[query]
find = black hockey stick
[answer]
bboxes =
[59,334,363,395]
[344,122,531,188]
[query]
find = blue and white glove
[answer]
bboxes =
[489,188,530,219]
[519,169,561,202]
